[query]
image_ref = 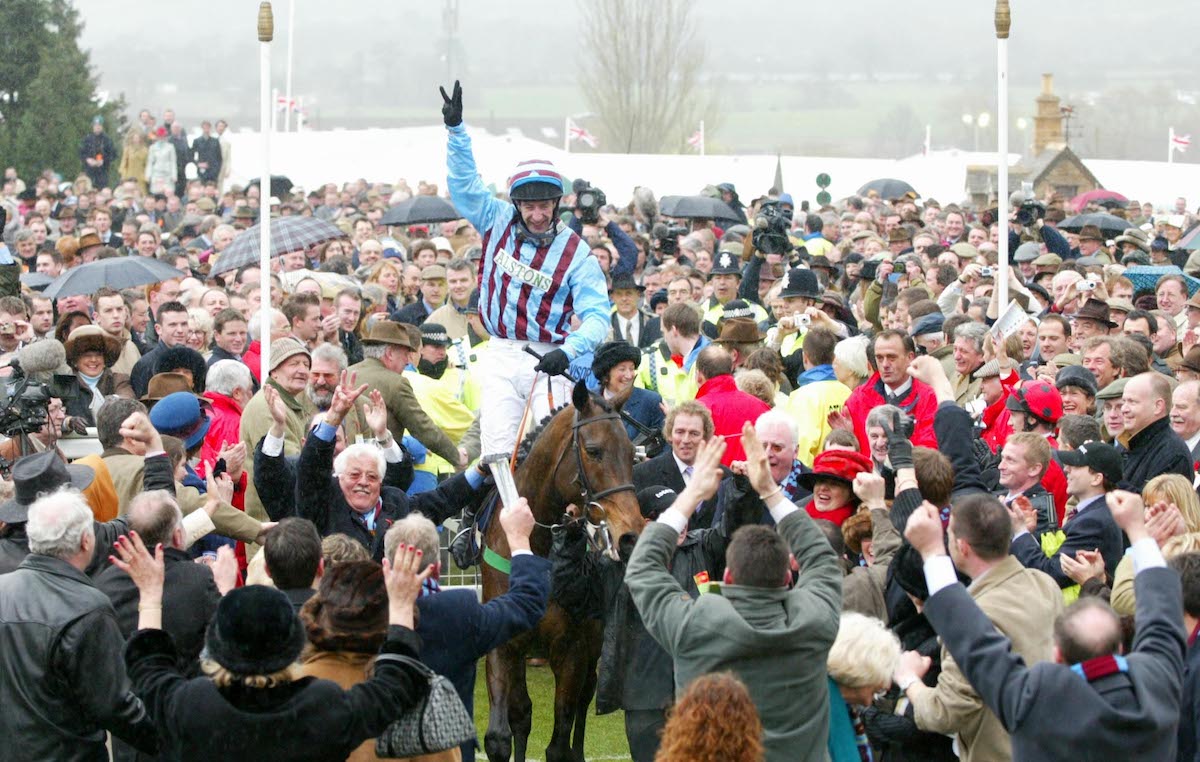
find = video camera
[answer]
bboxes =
[572,179,607,226]
[752,200,794,256]
[0,360,52,438]
[652,222,688,259]
[1010,190,1046,227]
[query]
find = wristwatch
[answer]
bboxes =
[897,675,920,693]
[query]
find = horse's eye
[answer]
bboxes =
[585,447,603,460]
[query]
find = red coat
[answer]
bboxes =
[243,340,263,384]
[843,374,939,457]
[981,368,1020,452]
[200,390,244,467]
[695,374,771,466]
[1043,434,1068,527]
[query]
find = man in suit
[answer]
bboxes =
[903,491,1186,762]
[1171,552,1200,762]
[610,272,661,349]
[1010,440,1125,587]
[384,496,549,762]
[893,493,1063,762]
[634,400,726,529]
[1170,380,1200,467]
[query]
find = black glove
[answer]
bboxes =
[881,411,913,471]
[439,80,463,127]
[534,348,570,376]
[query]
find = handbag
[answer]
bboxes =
[374,653,477,757]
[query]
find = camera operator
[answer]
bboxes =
[649,222,689,268]
[1008,191,1070,261]
[567,180,635,278]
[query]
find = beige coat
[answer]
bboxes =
[911,556,1063,762]
[952,369,982,408]
[348,357,459,465]
[240,378,314,525]
[298,650,461,762]
[102,448,261,543]
[109,331,141,376]
[841,507,902,622]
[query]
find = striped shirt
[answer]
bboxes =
[446,124,610,359]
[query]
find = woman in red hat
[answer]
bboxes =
[796,449,874,526]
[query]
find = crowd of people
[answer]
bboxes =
[1,84,1200,762]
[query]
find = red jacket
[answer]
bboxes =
[843,374,939,457]
[981,368,1020,452]
[243,340,263,384]
[695,374,771,466]
[200,390,244,467]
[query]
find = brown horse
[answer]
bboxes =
[481,380,644,762]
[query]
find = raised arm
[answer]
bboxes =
[442,80,509,233]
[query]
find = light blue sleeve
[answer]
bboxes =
[0,245,13,266]
[446,124,510,233]
[562,252,612,360]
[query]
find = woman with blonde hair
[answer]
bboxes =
[364,260,403,314]
[119,128,149,193]
[826,612,900,761]
[186,308,214,359]
[1105,473,1200,614]
[655,672,763,762]
[832,334,870,389]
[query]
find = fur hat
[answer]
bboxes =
[64,324,121,368]
[205,585,306,674]
[300,561,389,655]
[797,449,874,492]
[592,341,641,382]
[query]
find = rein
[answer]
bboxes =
[485,405,636,573]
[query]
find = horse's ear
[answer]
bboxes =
[572,378,591,411]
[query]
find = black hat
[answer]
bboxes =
[636,485,678,521]
[1058,441,1123,485]
[420,322,451,346]
[779,268,821,299]
[204,585,306,674]
[609,272,644,293]
[1055,365,1098,397]
[592,341,641,381]
[709,247,743,276]
[466,289,480,311]
[648,288,668,313]
[0,451,94,524]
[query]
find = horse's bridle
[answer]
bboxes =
[542,408,637,550]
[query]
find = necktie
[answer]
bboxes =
[683,465,693,484]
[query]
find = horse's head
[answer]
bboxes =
[559,379,644,551]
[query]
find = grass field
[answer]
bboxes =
[470,657,632,762]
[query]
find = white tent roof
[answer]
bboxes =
[223,126,1190,209]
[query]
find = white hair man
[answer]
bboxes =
[0,488,158,759]
[263,371,489,559]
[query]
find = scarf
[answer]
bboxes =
[421,577,441,598]
[418,357,448,379]
[782,460,809,502]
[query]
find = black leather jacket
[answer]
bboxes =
[0,555,157,760]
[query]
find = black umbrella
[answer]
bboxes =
[42,256,187,299]
[379,196,461,226]
[247,175,295,199]
[211,216,346,274]
[19,272,52,291]
[857,178,918,199]
[659,195,738,220]
[1057,213,1132,237]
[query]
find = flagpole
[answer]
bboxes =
[283,0,295,132]
[924,124,931,156]
[258,3,274,380]
[1170,127,1175,164]
[995,0,1010,311]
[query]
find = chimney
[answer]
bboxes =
[1033,73,1065,155]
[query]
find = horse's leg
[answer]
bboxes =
[570,621,603,762]
[545,615,594,762]
[484,644,515,762]
[507,640,533,762]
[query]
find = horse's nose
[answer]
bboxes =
[617,533,638,561]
